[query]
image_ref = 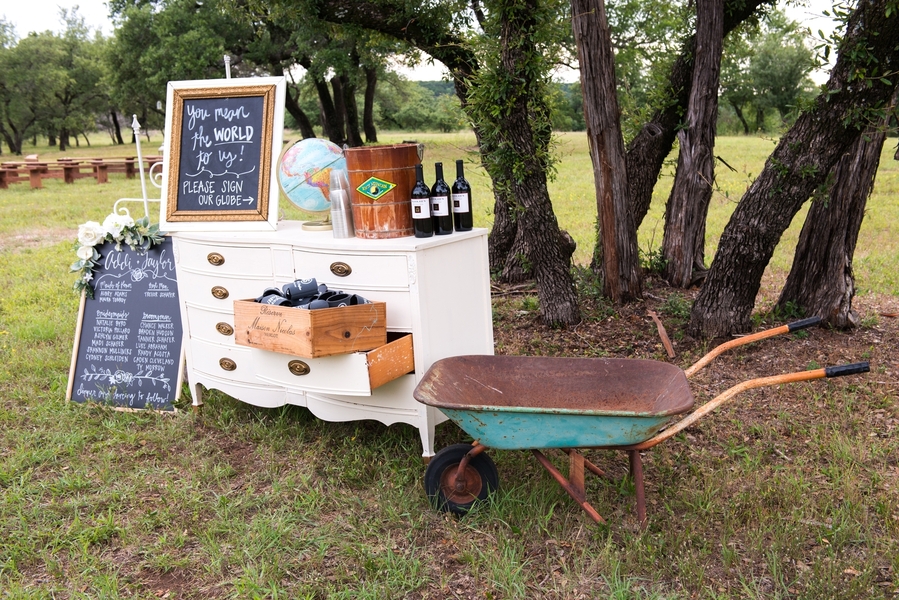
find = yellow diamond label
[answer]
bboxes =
[356,177,396,200]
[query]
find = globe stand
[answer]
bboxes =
[301,213,333,231]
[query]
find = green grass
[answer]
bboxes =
[1,131,896,598]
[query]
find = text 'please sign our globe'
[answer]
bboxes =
[278,138,347,213]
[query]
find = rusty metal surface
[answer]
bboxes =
[414,355,693,417]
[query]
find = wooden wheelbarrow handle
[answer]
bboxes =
[631,361,869,451]
[684,317,821,379]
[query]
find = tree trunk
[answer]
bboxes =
[319,106,331,140]
[340,74,364,147]
[732,102,750,135]
[776,100,894,328]
[286,92,317,139]
[274,63,316,139]
[491,0,580,326]
[661,0,724,288]
[300,56,345,146]
[573,0,641,302]
[59,128,69,152]
[111,111,125,145]
[624,0,767,233]
[329,77,349,146]
[363,66,378,143]
[0,119,19,154]
[755,106,766,132]
[487,186,519,275]
[317,77,344,145]
[689,0,899,338]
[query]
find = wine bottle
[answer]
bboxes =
[411,164,433,238]
[451,159,473,231]
[431,162,453,235]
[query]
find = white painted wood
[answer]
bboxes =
[173,222,494,457]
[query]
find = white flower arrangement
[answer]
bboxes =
[71,211,165,298]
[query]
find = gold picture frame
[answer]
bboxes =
[160,77,285,231]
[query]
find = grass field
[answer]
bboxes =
[0,131,896,598]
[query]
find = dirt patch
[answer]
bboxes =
[491,278,897,368]
[0,227,74,252]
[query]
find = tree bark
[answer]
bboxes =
[329,77,349,146]
[299,56,345,145]
[285,89,317,139]
[363,66,378,143]
[689,0,899,338]
[111,111,125,145]
[491,0,580,325]
[661,0,724,288]
[776,98,894,328]
[272,63,316,139]
[572,0,641,302]
[731,102,750,135]
[624,0,768,233]
[340,74,364,147]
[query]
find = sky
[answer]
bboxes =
[2,0,840,82]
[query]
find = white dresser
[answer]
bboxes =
[172,221,494,457]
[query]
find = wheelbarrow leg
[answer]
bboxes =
[565,448,609,478]
[629,450,647,529]
[532,449,606,525]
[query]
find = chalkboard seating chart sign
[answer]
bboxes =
[67,237,184,411]
[160,77,286,231]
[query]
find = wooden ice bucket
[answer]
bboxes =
[345,143,421,239]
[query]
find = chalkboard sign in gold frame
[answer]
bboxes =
[160,77,286,231]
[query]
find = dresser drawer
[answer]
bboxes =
[176,239,275,277]
[176,271,280,308]
[250,333,414,396]
[185,304,237,345]
[293,250,409,290]
[188,338,259,384]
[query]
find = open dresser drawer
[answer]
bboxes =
[249,333,414,396]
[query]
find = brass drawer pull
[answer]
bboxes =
[207,252,225,266]
[211,286,229,299]
[288,360,310,376]
[219,358,237,371]
[215,322,234,336]
[330,262,352,277]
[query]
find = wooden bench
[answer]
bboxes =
[0,163,26,189]
[2,155,165,189]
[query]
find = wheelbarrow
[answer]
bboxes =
[413,317,870,526]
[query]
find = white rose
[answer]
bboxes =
[103,213,135,239]
[77,221,106,247]
[76,245,95,260]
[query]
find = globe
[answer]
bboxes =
[278,138,347,214]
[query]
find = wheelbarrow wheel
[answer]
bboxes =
[425,443,499,515]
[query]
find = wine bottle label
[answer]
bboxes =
[411,197,430,219]
[431,195,450,216]
[452,192,470,213]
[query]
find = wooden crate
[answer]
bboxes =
[233,299,387,358]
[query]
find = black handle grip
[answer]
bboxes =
[787,316,822,332]
[824,362,870,378]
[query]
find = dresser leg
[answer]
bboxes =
[191,382,204,412]
[419,408,439,462]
